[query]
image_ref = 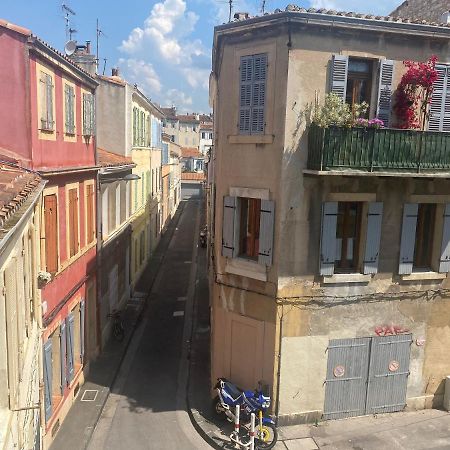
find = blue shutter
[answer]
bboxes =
[66,314,75,384]
[377,60,394,127]
[222,196,237,258]
[363,202,383,275]
[439,204,450,273]
[428,65,447,132]
[330,55,348,101]
[399,203,418,275]
[320,202,338,276]
[80,299,85,364]
[43,340,52,422]
[258,200,275,266]
[60,322,66,394]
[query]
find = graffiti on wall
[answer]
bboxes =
[374,324,410,336]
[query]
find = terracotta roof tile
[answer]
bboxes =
[182,172,206,181]
[97,148,135,168]
[181,147,203,158]
[0,19,31,36]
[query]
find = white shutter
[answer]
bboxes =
[320,202,338,276]
[439,203,450,273]
[258,200,274,266]
[363,202,383,275]
[222,196,237,258]
[428,65,447,132]
[377,60,394,127]
[399,203,418,275]
[330,55,348,101]
[443,67,450,132]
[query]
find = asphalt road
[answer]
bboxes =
[88,183,211,450]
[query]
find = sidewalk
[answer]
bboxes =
[50,202,185,450]
[186,245,450,450]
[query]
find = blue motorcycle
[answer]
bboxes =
[213,378,278,449]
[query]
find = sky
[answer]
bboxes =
[2,0,400,113]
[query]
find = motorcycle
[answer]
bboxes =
[213,378,278,449]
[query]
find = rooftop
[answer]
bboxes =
[181,147,203,158]
[97,148,135,168]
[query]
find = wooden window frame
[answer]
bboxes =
[84,180,95,246]
[238,197,261,261]
[413,203,437,270]
[63,80,76,138]
[42,187,60,274]
[36,62,56,141]
[346,58,374,115]
[65,183,81,261]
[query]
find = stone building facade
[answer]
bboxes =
[391,0,450,23]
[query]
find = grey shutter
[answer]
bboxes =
[60,322,66,394]
[91,94,96,135]
[82,93,87,135]
[239,55,253,134]
[66,314,75,384]
[80,299,85,363]
[428,65,447,132]
[65,85,70,130]
[399,203,418,275]
[46,74,53,129]
[43,340,52,422]
[330,55,348,101]
[251,53,267,134]
[320,202,338,276]
[377,60,394,127]
[258,200,275,266]
[363,202,383,274]
[439,204,450,273]
[222,196,237,258]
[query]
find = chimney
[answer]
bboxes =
[442,11,450,24]
[234,12,249,20]
[111,68,119,77]
[86,40,91,54]
[69,40,96,76]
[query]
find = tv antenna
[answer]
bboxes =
[228,0,233,22]
[96,19,108,74]
[261,0,266,14]
[62,4,76,41]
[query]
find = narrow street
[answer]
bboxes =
[88,183,211,450]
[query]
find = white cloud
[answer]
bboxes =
[118,58,162,94]
[164,89,193,109]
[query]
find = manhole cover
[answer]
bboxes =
[81,390,98,402]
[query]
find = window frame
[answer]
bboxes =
[42,187,60,274]
[65,183,81,260]
[84,180,95,246]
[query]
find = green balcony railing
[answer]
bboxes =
[307,124,450,173]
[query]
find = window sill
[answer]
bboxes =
[225,258,267,281]
[228,134,274,145]
[322,273,372,284]
[400,271,447,281]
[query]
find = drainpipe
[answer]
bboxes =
[274,303,283,424]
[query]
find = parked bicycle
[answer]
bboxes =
[107,309,125,342]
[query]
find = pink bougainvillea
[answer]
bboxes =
[394,55,438,130]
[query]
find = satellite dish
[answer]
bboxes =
[64,40,77,56]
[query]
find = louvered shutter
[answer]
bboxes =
[39,71,46,128]
[428,65,448,132]
[90,94,95,135]
[82,93,87,135]
[320,202,338,276]
[443,67,450,132]
[15,254,25,379]
[70,87,75,133]
[251,54,267,134]
[222,196,237,258]
[439,203,450,272]
[66,314,75,384]
[363,202,384,274]
[65,85,70,131]
[258,200,275,266]
[46,74,53,130]
[330,55,349,101]
[239,56,253,134]
[60,322,66,394]
[44,195,58,273]
[80,299,85,363]
[43,340,52,422]
[399,203,418,275]
[377,60,394,127]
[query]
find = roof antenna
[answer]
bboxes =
[228,0,233,22]
[62,4,76,41]
[96,19,108,74]
[102,58,107,76]
[261,0,266,14]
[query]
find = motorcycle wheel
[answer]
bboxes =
[212,396,227,420]
[255,423,278,450]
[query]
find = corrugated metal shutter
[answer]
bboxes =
[363,202,384,275]
[222,196,237,258]
[60,322,66,394]
[80,299,85,364]
[330,55,348,101]
[439,203,450,273]
[376,60,394,127]
[258,200,275,266]
[66,314,75,384]
[43,340,52,422]
[251,54,267,134]
[399,203,418,275]
[320,202,338,276]
[428,65,448,132]
[239,55,253,134]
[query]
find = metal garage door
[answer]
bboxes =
[323,334,412,420]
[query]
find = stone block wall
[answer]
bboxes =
[391,0,450,23]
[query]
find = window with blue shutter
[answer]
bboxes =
[66,314,75,384]
[330,55,349,101]
[43,340,52,422]
[80,299,85,364]
[428,65,450,132]
[439,204,450,273]
[60,322,66,395]
[320,202,338,276]
[222,196,237,258]
[363,202,383,274]
[258,200,275,266]
[239,53,267,135]
[399,203,418,275]
[376,60,394,127]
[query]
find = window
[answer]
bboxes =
[68,188,79,257]
[239,53,267,135]
[64,84,75,134]
[414,204,436,269]
[239,198,261,260]
[345,58,373,114]
[82,93,95,136]
[44,194,58,273]
[39,71,54,131]
[85,183,95,245]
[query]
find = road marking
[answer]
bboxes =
[173,311,185,317]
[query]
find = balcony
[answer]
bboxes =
[307,124,450,175]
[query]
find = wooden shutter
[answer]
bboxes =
[44,195,58,273]
[80,300,85,363]
[376,60,394,127]
[258,200,275,266]
[68,189,79,257]
[320,202,338,276]
[86,184,95,244]
[399,203,418,275]
[43,340,53,422]
[363,202,384,274]
[239,55,253,134]
[15,254,25,379]
[439,203,450,273]
[45,74,53,130]
[66,314,75,384]
[60,322,66,394]
[222,196,237,258]
[65,85,70,131]
[428,65,448,132]
[330,55,348,101]
[251,53,267,134]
